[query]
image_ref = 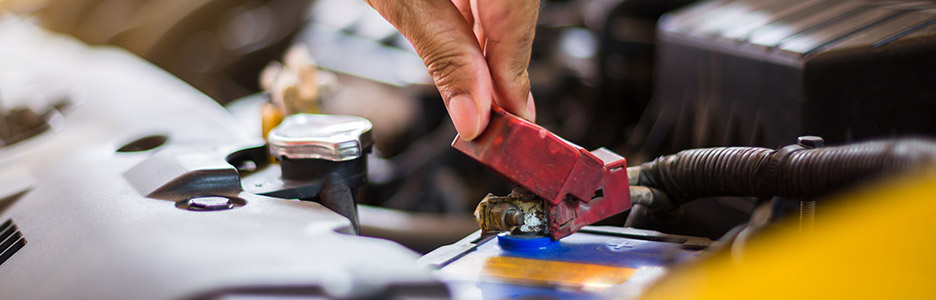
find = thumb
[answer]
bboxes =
[366,0,492,140]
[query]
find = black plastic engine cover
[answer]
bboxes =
[631,0,936,157]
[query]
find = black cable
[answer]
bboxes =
[637,138,936,204]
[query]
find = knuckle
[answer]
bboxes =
[423,48,471,95]
[495,68,530,106]
[512,66,530,83]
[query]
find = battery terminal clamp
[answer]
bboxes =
[453,106,632,240]
[475,187,546,235]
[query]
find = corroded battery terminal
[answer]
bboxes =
[475,188,546,235]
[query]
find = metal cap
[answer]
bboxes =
[268,114,373,161]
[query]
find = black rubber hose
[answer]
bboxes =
[637,138,936,204]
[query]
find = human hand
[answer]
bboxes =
[365,0,539,140]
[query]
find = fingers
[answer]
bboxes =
[451,0,473,27]
[476,0,539,122]
[366,0,491,140]
[451,0,485,52]
[470,0,486,52]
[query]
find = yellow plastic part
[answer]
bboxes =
[640,171,936,300]
[261,101,284,139]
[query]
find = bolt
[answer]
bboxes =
[797,136,825,148]
[234,160,258,172]
[504,209,524,227]
[188,196,233,211]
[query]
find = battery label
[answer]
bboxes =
[480,256,637,291]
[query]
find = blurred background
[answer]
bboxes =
[0,0,700,252]
[2,0,935,254]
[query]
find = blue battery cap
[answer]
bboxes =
[497,233,558,251]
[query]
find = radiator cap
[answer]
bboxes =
[269,113,373,161]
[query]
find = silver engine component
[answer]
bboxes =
[0,16,443,299]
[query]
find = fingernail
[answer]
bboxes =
[525,92,536,122]
[448,95,481,140]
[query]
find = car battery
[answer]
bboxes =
[420,226,712,299]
